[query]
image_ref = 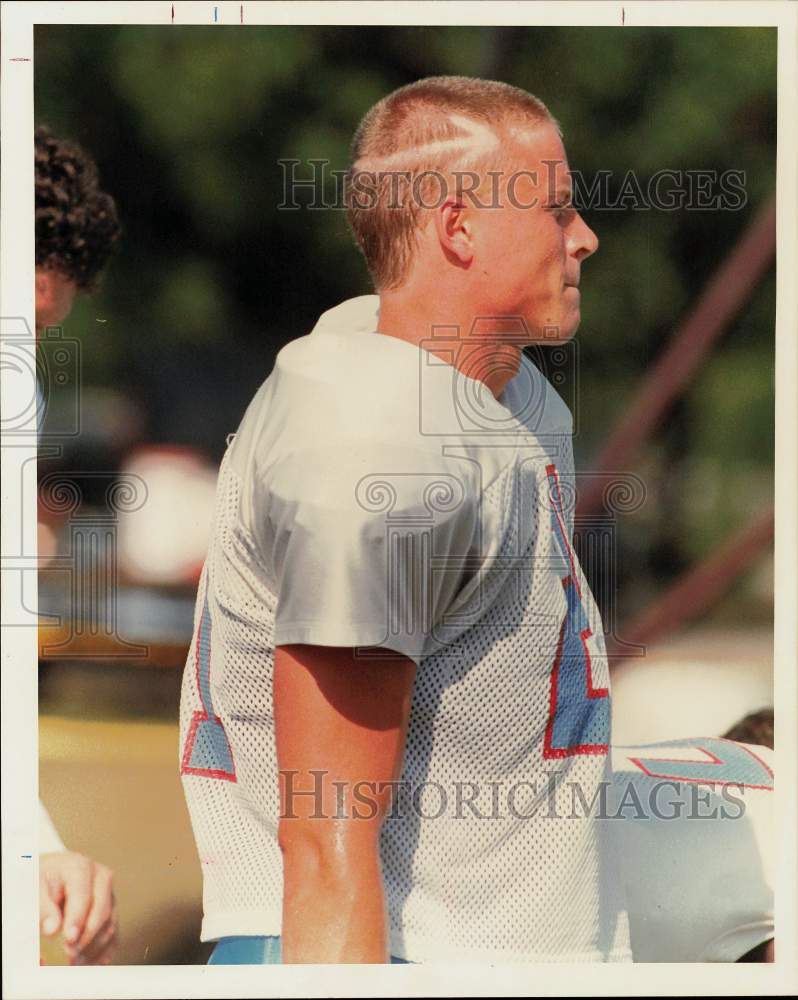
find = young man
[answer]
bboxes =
[180,76,631,964]
[35,124,120,965]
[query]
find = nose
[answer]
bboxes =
[569,212,599,261]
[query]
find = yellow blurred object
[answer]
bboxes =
[39,716,210,965]
[38,620,189,668]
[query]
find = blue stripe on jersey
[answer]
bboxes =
[544,465,609,757]
[184,593,236,778]
[618,738,774,789]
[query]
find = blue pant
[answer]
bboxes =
[209,935,411,964]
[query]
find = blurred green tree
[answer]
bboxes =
[34,24,776,623]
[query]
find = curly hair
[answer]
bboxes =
[722,707,773,750]
[35,125,121,292]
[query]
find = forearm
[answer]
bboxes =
[273,642,415,964]
[281,831,388,963]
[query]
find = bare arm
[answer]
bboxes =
[274,643,416,964]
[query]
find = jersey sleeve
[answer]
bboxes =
[39,800,66,854]
[610,740,774,962]
[258,443,478,664]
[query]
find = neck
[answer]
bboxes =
[377,286,522,401]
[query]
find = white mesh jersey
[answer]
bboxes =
[179,296,631,962]
[611,740,774,961]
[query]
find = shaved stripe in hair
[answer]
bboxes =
[345,76,556,289]
[353,114,500,172]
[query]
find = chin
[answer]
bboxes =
[522,301,580,343]
[535,316,579,343]
[557,305,581,341]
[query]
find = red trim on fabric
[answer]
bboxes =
[180,582,237,781]
[626,741,773,791]
[546,463,581,599]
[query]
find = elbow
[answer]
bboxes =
[277,819,325,878]
[278,816,382,892]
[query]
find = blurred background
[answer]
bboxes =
[35,24,775,964]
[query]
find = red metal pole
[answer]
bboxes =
[607,506,774,657]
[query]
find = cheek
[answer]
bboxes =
[56,289,77,323]
[545,227,567,268]
[527,221,565,282]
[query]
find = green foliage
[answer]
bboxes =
[34,24,776,621]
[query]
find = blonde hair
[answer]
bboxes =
[345,76,557,290]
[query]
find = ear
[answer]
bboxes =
[35,268,55,327]
[35,267,54,304]
[433,197,474,268]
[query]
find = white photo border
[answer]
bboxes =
[2,2,796,997]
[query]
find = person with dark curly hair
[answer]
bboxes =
[34,125,120,332]
[35,126,120,966]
